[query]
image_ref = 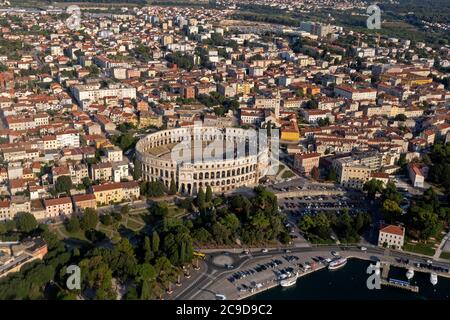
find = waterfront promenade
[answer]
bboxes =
[174,245,450,300]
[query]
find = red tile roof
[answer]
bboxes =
[380,224,404,236]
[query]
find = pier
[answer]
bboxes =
[380,262,420,293]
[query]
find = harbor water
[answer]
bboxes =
[249,259,450,300]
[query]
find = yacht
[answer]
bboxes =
[430,273,438,286]
[328,257,348,270]
[406,269,414,280]
[280,272,298,287]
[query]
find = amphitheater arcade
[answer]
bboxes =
[135,126,271,195]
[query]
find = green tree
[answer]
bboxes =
[143,236,153,262]
[55,176,73,194]
[205,185,213,203]
[382,199,403,223]
[364,179,384,199]
[79,256,115,300]
[168,178,177,195]
[220,213,240,236]
[82,177,92,190]
[81,208,98,230]
[100,214,113,226]
[66,216,80,233]
[394,114,407,121]
[310,166,320,180]
[151,231,160,253]
[109,238,138,280]
[15,212,37,233]
[382,181,403,204]
[0,222,6,234]
[133,158,142,180]
[397,154,407,167]
[196,187,205,210]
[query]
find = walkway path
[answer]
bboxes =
[434,230,450,259]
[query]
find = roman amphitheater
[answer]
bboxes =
[135,126,271,195]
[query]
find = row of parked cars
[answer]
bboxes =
[396,258,450,274]
[284,255,300,263]
[254,259,284,272]
[227,259,286,283]
[415,262,449,273]
[227,269,257,283]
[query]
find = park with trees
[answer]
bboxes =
[0,184,288,299]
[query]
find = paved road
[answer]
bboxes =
[175,244,450,300]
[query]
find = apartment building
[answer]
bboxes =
[294,153,321,176]
[0,197,31,221]
[91,162,113,182]
[92,181,140,205]
[332,154,383,189]
[56,130,80,149]
[72,194,97,213]
[43,136,59,150]
[70,164,89,185]
[301,109,332,124]
[5,116,36,131]
[300,21,334,37]
[2,148,39,162]
[112,161,129,182]
[254,96,281,117]
[139,111,163,129]
[104,146,123,163]
[334,85,377,101]
[44,197,73,218]
[408,163,424,188]
[71,83,136,105]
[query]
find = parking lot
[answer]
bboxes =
[270,181,344,193]
[279,194,370,219]
[226,251,336,291]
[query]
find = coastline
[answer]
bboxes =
[184,246,450,300]
[237,255,450,300]
[237,264,327,300]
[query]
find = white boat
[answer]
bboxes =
[328,257,348,270]
[280,272,298,287]
[406,269,414,280]
[430,273,438,286]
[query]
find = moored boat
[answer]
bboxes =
[280,272,298,287]
[406,269,414,280]
[328,257,348,270]
[430,273,438,286]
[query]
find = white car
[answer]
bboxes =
[262,248,268,253]
[360,246,367,251]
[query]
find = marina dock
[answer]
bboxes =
[380,262,419,293]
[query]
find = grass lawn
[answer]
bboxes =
[168,205,186,218]
[403,242,436,256]
[125,218,144,231]
[281,170,295,179]
[53,225,88,241]
[440,252,450,260]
